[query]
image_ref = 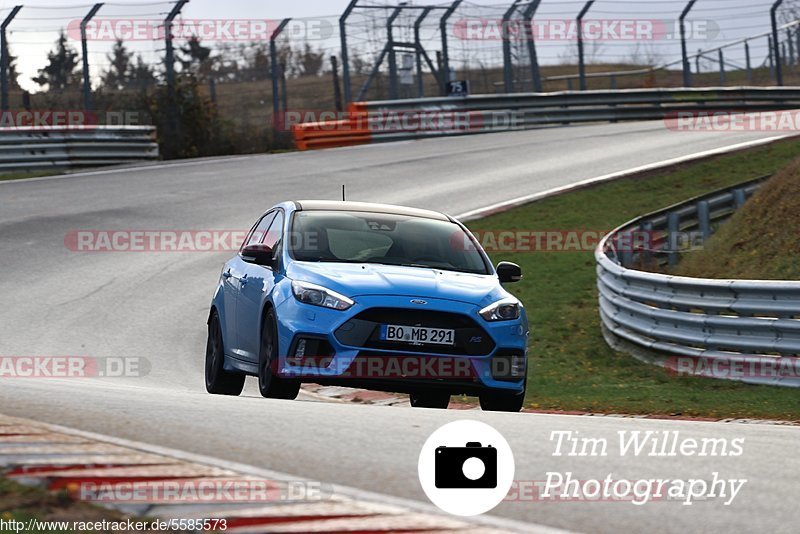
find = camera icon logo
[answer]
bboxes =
[419,421,515,517]
[435,442,498,489]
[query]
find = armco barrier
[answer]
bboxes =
[596,177,800,387]
[291,118,372,151]
[0,126,159,172]
[293,87,800,150]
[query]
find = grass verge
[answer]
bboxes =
[674,157,800,280]
[0,476,132,533]
[0,170,60,182]
[468,137,800,420]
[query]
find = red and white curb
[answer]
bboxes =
[0,413,558,534]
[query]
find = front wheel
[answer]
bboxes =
[259,309,301,400]
[205,311,245,396]
[410,392,450,409]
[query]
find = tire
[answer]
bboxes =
[259,308,301,400]
[205,311,245,396]
[479,390,526,413]
[410,392,450,409]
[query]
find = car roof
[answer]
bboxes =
[293,201,451,222]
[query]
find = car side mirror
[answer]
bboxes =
[496,262,523,284]
[241,244,275,268]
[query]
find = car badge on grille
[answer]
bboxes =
[411,299,428,305]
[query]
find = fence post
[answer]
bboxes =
[680,0,698,87]
[80,3,103,113]
[771,0,785,85]
[0,6,21,112]
[414,7,435,98]
[331,56,343,112]
[522,0,543,92]
[733,188,747,208]
[270,18,291,130]
[340,0,358,105]
[745,41,752,83]
[386,7,403,99]
[577,0,596,91]
[797,27,800,66]
[788,29,795,66]
[280,62,288,112]
[208,76,216,106]
[667,212,680,267]
[718,49,725,84]
[440,0,463,94]
[697,201,711,240]
[502,0,523,93]
[164,0,190,144]
[642,222,654,266]
[768,36,775,77]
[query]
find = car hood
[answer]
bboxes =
[286,262,508,307]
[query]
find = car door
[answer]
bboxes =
[224,211,276,360]
[237,210,284,362]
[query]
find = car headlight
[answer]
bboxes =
[479,298,521,322]
[292,281,354,311]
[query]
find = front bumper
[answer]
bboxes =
[274,294,529,395]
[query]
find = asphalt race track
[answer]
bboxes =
[1,122,798,533]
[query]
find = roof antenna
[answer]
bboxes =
[342,184,346,202]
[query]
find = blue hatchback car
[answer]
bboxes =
[205,201,529,412]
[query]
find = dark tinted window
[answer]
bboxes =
[290,211,488,275]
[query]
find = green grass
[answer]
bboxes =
[0,477,127,532]
[674,157,800,280]
[467,138,800,420]
[0,170,59,182]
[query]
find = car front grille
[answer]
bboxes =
[334,307,495,356]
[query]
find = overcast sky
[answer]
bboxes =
[0,0,793,92]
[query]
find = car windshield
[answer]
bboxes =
[290,210,490,275]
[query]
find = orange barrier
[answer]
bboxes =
[291,111,372,151]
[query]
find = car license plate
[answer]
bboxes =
[381,325,455,346]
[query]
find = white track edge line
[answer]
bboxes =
[454,135,792,221]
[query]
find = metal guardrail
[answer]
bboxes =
[0,126,159,172]
[596,177,800,387]
[292,87,800,149]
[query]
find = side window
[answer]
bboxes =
[244,212,276,249]
[262,211,284,250]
